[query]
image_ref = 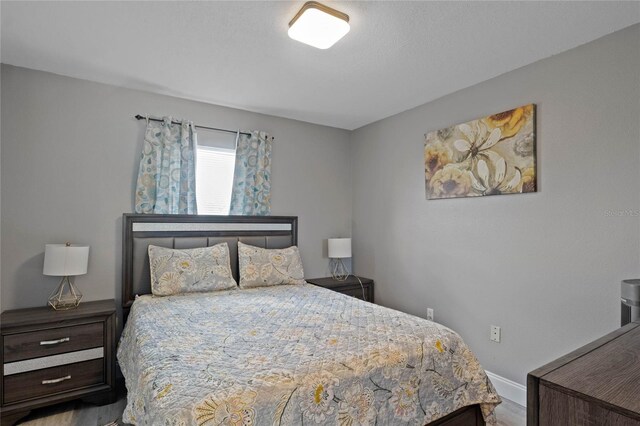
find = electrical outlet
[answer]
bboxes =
[490,325,501,343]
[426,308,434,321]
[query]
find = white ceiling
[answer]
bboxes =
[2,1,639,130]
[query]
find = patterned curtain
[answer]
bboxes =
[135,117,198,214]
[229,131,272,215]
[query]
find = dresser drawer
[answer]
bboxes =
[4,322,103,363]
[3,358,104,404]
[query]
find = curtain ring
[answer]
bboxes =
[234,130,240,151]
[145,114,149,126]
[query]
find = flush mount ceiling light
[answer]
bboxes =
[288,1,350,49]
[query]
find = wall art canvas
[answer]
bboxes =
[424,104,536,199]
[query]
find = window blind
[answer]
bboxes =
[195,146,236,215]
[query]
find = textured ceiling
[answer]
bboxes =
[2,1,639,130]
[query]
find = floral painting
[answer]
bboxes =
[425,104,536,199]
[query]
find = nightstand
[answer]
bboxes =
[306,276,374,303]
[1,300,116,426]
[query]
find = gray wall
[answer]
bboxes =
[1,65,352,312]
[350,24,640,384]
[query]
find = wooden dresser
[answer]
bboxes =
[528,321,640,425]
[1,300,116,425]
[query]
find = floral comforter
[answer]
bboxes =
[118,284,500,425]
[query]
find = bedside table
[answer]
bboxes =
[1,300,116,426]
[307,276,374,303]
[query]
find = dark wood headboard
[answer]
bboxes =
[122,214,298,316]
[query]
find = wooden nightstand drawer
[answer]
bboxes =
[4,322,103,363]
[3,358,104,404]
[306,276,374,303]
[1,300,116,425]
[340,287,368,300]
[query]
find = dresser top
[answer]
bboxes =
[532,321,640,416]
[1,299,116,329]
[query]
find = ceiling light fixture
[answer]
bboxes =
[288,1,350,50]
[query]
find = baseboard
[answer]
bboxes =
[485,371,527,407]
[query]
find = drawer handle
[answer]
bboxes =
[42,375,71,385]
[39,337,70,346]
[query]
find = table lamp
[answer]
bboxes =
[328,238,351,281]
[43,243,89,310]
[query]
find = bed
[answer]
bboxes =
[118,214,501,425]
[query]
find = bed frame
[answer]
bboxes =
[122,213,298,319]
[121,213,485,426]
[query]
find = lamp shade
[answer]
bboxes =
[328,238,351,258]
[43,244,89,276]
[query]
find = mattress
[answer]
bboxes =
[118,284,501,425]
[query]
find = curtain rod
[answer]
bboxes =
[134,114,252,137]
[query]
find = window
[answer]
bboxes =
[195,133,237,215]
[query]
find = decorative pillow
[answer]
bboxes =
[148,243,237,296]
[238,242,306,288]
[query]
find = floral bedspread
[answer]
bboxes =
[118,284,500,425]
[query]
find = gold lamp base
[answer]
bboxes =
[48,276,82,310]
[330,258,349,281]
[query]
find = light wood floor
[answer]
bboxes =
[16,386,128,426]
[495,398,526,426]
[15,392,526,426]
